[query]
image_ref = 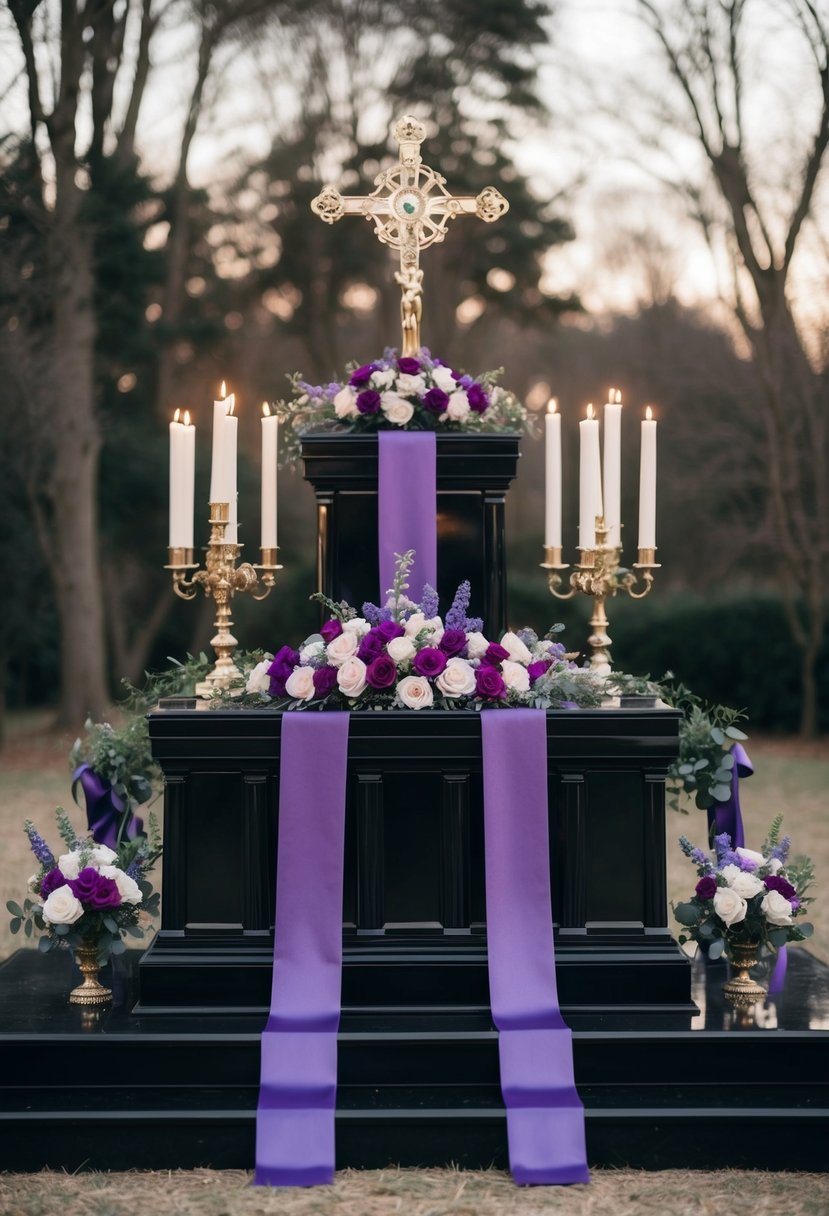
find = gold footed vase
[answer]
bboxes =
[722,941,766,1018]
[69,943,112,1007]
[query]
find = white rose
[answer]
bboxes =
[395,372,427,396]
[381,392,415,426]
[425,616,444,644]
[499,631,533,664]
[431,365,457,393]
[735,847,766,869]
[373,368,396,389]
[299,640,326,664]
[285,666,316,701]
[333,386,358,419]
[445,390,471,422]
[396,675,434,710]
[436,657,477,698]
[502,660,530,692]
[387,636,416,664]
[58,851,82,881]
[767,858,784,875]
[713,887,748,927]
[726,868,764,899]
[90,845,118,868]
[325,630,360,666]
[342,617,371,636]
[42,887,84,926]
[100,865,143,905]
[404,612,429,638]
[337,656,367,699]
[246,658,272,694]
[465,631,490,660]
[761,889,794,926]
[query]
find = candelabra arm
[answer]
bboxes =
[541,545,577,600]
[166,548,201,600]
[251,547,283,601]
[624,548,661,600]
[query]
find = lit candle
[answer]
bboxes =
[544,397,561,548]
[638,405,657,550]
[603,387,622,549]
[261,402,278,551]
[579,403,603,550]
[209,380,229,505]
[169,409,195,549]
[220,394,238,543]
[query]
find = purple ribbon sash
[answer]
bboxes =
[707,742,753,850]
[71,764,143,850]
[481,708,589,1185]
[254,712,350,1187]
[378,431,437,601]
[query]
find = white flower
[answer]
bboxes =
[395,372,427,396]
[299,639,326,663]
[58,851,82,881]
[713,887,748,927]
[27,873,39,895]
[396,675,434,709]
[285,666,316,701]
[373,367,396,389]
[465,631,490,660]
[721,865,764,899]
[502,659,530,693]
[90,845,118,868]
[761,889,794,926]
[325,630,360,666]
[436,657,477,698]
[246,658,272,694]
[387,636,416,664]
[445,390,471,422]
[735,847,766,869]
[100,865,142,905]
[767,858,784,875]
[499,631,533,664]
[424,616,444,644]
[404,612,430,638]
[381,392,415,425]
[333,386,358,419]
[42,887,84,926]
[431,365,457,393]
[337,657,368,699]
[342,617,371,636]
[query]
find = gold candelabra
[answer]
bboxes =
[166,502,281,697]
[542,517,659,674]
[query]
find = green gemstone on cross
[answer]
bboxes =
[403,201,416,215]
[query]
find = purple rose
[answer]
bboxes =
[366,654,398,689]
[423,387,449,414]
[412,647,448,678]
[349,363,377,386]
[375,619,405,642]
[312,666,338,698]
[397,356,421,375]
[480,642,510,667]
[268,645,300,697]
[69,867,121,910]
[439,629,467,658]
[467,384,489,414]
[357,629,387,663]
[764,875,797,901]
[528,659,552,685]
[695,875,718,901]
[356,389,381,415]
[320,617,343,644]
[475,666,506,700]
[39,868,69,898]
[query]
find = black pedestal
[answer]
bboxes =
[301,433,520,634]
[139,705,690,1014]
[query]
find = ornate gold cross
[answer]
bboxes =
[311,115,509,355]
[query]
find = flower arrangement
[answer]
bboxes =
[243,551,604,712]
[6,806,162,963]
[673,816,814,959]
[275,347,530,465]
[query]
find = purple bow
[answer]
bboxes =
[72,764,144,851]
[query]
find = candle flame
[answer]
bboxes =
[586,402,594,420]
[184,409,191,426]
[226,394,236,417]
[262,401,271,417]
[220,380,227,398]
[615,389,622,404]
[645,405,653,421]
[547,397,558,415]
[173,407,181,423]
[608,386,615,402]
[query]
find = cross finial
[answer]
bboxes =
[311,114,509,355]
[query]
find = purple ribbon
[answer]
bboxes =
[707,742,753,850]
[481,708,589,1185]
[254,711,350,1187]
[378,431,437,602]
[71,764,143,851]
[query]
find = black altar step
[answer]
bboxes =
[2,949,828,1172]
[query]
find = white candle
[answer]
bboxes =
[261,402,278,550]
[638,405,657,550]
[544,398,561,548]
[218,395,238,543]
[209,380,228,504]
[169,409,195,549]
[603,388,622,549]
[579,403,603,550]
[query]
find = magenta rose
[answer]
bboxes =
[475,666,506,700]
[366,654,397,689]
[528,659,552,685]
[313,666,338,698]
[69,867,121,910]
[412,647,448,678]
[480,642,510,667]
[39,868,69,898]
[320,618,343,644]
[375,619,405,642]
[356,389,381,415]
[764,875,797,901]
[695,875,718,901]
[467,384,489,414]
[349,363,378,386]
[358,629,387,663]
[439,629,467,658]
[268,645,300,697]
[397,356,421,375]
[423,387,449,414]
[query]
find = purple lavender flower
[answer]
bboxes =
[765,875,797,900]
[713,833,740,868]
[516,628,537,647]
[695,875,718,900]
[39,868,69,898]
[423,387,449,414]
[125,861,142,882]
[24,822,54,868]
[475,667,506,700]
[456,374,474,389]
[412,647,448,678]
[313,666,338,698]
[548,642,567,660]
[771,836,792,863]
[445,581,472,632]
[467,384,489,414]
[320,618,343,644]
[366,655,397,689]
[790,897,801,911]
[349,363,378,387]
[465,616,484,632]
[690,847,711,868]
[397,356,421,375]
[419,584,439,620]
[439,629,467,658]
[356,389,381,415]
[362,601,383,626]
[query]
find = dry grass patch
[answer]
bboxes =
[2,1169,829,1216]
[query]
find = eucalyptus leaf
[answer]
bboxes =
[708,939,725,960]
[38,936,52,953]
[110,939,128,955]
[799,923,814,937]
[768,928,789,947]
[693,759,709,771]
[103,916,119,934]
[725,726,748,740]
[719,753,735,770]
[710,727,726,746]
[24,919,33,938]
[711,783,732,802]
[698,921,714,937]
[674,902,700,927]
[6,901,24,918]
[9,918,21,935]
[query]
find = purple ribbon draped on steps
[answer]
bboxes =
[254,712,350,1187]
[378,431,437,600]
[71,764,143,850]
[481,708,589,1185]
